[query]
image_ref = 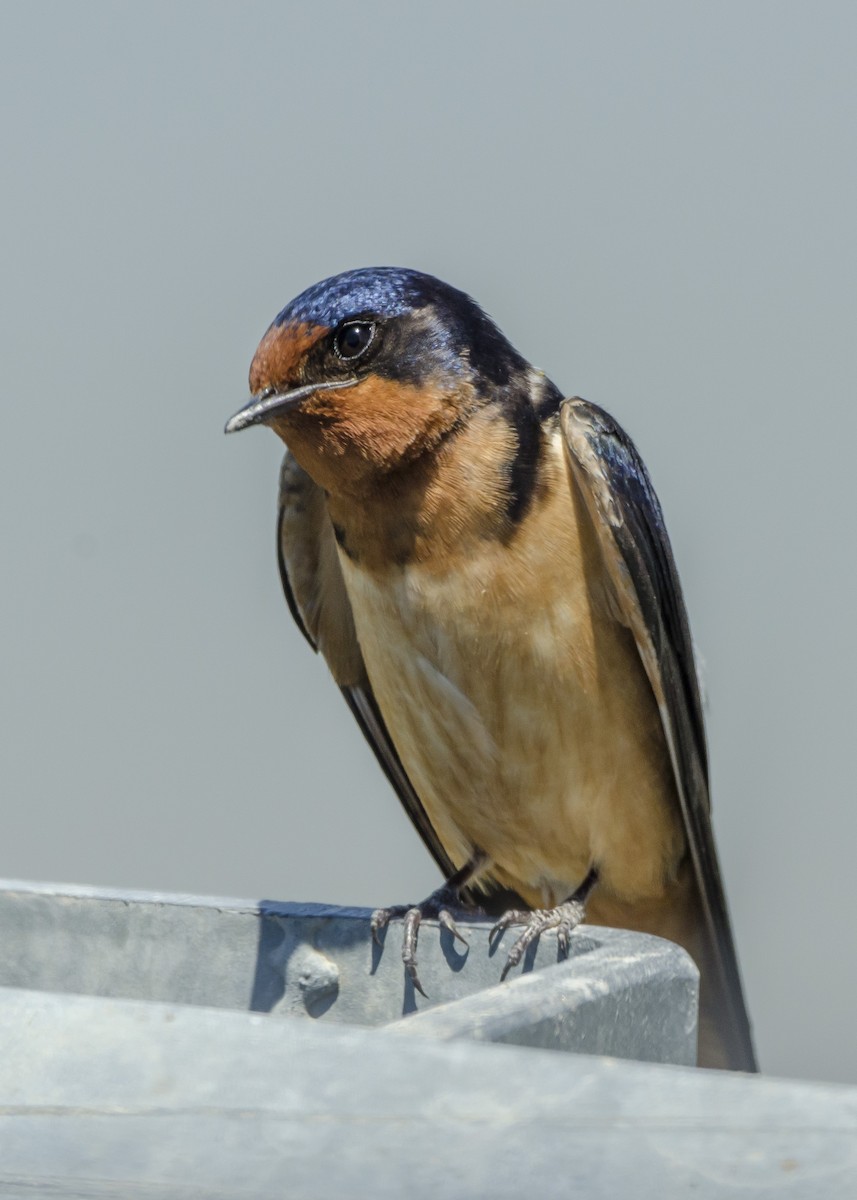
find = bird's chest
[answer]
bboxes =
[337,435,601,700]
[334,442,680,904]
[337,480,610,880]
[342,545,586,741]
[338,467,599,764]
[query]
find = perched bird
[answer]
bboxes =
[225,267,757,1071]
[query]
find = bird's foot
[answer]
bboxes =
[491,899,587,982]
[491,865,599,981]
[371,884,472,998]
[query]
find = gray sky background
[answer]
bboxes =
[1,3,855,1084]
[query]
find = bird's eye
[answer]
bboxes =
[334,321,376,360]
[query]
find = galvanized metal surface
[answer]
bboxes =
[0,986,854,1200]
[0,879,698,1062]
[2,882,854,1197]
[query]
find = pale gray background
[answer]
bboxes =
[1,3,854,1083]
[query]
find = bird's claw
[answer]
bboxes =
[438,908,469,945]
[401,905,428,997]
[371,887,470,997]
[370,903,404,945]
[491,899,586,981]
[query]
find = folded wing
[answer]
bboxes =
[562,397,757,1072]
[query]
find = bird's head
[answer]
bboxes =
[225,267,530,495]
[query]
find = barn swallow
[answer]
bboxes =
[225,267,757,1072]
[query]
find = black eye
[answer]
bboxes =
[334,321,376,360]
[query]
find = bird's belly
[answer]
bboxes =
[341,533,684,908]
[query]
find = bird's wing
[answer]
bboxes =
[561,398,757,1072]
[276,452,456,880]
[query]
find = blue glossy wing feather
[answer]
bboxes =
[562,398,756,1072]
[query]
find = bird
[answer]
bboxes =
[225,266,757,1072]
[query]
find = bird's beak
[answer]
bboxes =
[224,378,358,434]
